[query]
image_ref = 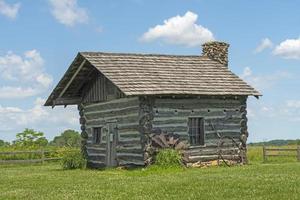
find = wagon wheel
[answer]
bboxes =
[208,115,242,167]
[217,135,241,167]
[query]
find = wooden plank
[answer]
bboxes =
[84,97,139,111]
[0,159,43,164]
[188,154,240,162]
[264,148,297,151]
[53,97,81,105]
[58,59,86,99]
[265,154,297,157]
[263,146,266,162]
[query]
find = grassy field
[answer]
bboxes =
[0,146,299,200]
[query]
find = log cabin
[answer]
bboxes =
[45,41,261,168]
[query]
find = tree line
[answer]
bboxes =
[0,129,81,148]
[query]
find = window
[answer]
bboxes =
[188,118,205,146]
[93,127,102,144]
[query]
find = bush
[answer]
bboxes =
[61,151,86,170]
[154,149,182,168]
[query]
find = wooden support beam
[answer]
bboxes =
[58,59,86,99]
[53,97,82,105]
[73,68,97,96]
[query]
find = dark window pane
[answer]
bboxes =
[188,118,204,146]
[93,127,102,144]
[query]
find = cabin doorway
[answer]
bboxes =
[105,121,118,167]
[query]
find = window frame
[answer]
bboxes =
[188,117,205,146]
[92,127,102,144]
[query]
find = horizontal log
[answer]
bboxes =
[85,116,139,127]
[87,155,106,162]
[119,131,141,138]
[188,154,240,162]
[87,148,106,155]
[154,98,242,105]
[85,104,139,115]
[152,125,187,133]
[205,130,241,139]
[117,148,143,154]
[85,106,139,120]
[117,140,142,147]
[85,112,139,122]
[87,160,106,168]
[117,153,143,158]
[84,97,139,112]
[53,97,82,106]
[188,142,240,149]
[185,148,239,156]
[154,116,242,123]
[118,159,145,166]
[154,109,241,118]
[86,122,139,130]
[88,153,106,157]
[118,137,141,143]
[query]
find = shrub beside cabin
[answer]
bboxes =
[45,41,261,168]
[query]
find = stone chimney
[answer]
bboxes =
[202,41,229,67]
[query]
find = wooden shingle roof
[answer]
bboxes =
[82,52,261,95]
[45,52,261,106]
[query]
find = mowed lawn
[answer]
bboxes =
[0,162,299,200]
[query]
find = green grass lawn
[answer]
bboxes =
[0,161,299,200]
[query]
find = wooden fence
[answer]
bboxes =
[0,150,75,164]
[263,146,300,162]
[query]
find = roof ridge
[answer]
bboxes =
[80,51,208,58]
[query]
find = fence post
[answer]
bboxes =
[41,150,45,164]
[263,146,266,163]
[297,146,300,162]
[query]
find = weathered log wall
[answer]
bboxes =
[80,97,144,168]
[151,96,248,163]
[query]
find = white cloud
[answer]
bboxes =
[273,37,300,59]
[49,0,89,27]
[286,100,300,109]
[248,100,300,123]
[140,11,215,47]
[254,38,273,53]
[0,0,20,19]
[0,50,53,99]
[240,67,290,92]
[0,97,79,140]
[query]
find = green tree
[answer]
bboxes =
[0,139,9,147]
[50,130,81,147]
[14,128,48,148]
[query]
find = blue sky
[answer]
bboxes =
[0,0,299,142]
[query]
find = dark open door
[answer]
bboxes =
[106,121,117,167]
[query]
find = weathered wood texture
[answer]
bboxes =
[82,97,144,168]
[151,96,248,163]
[82,71,124,104]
